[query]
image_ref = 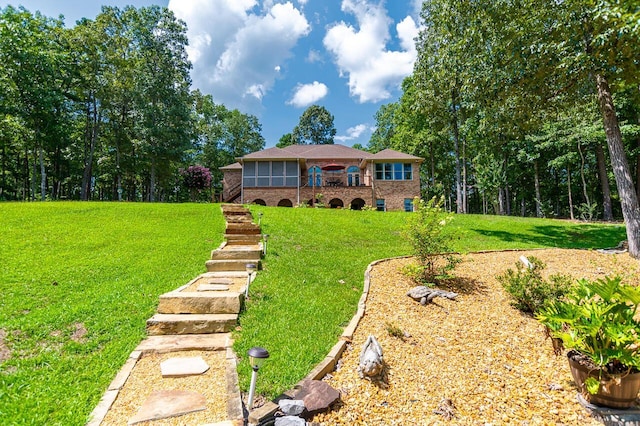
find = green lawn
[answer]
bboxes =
[0,202,224,425]
[0,202,626,424]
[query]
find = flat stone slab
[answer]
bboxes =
[206,277,234,285]
[198,284,230,291]
[135,333,231,353]
[128,390,206,424]
[160,356,210,377]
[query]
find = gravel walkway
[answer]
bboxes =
[313,249,640,425]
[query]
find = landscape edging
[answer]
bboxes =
[247,255,413,425]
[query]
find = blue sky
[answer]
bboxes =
[0,1,423,148]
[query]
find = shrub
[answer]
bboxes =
[403,196,460,284]
[180,165,212,201]
[496,256,573,314]
[385,322,405,340]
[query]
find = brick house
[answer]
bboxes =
[220,144,423,211]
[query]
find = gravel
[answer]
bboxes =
[312,249,640,425]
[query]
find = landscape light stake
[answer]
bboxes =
[262,234,269,256]
[247,346,269,410]
[258,212,263,226]
[245,263,257,298]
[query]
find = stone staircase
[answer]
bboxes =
[88,204,262,425]
[146,204,261,338]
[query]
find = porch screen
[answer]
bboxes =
[243,161,298,187]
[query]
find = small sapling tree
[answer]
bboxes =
[403,196,460,285]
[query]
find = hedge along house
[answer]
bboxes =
[220,144,423,211]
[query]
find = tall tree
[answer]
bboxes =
[131,6,193,201]
[0,6,72,201]
[292,105,336,145]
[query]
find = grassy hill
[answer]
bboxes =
[0,202,626,424]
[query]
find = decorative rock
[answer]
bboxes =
[128,390,206,424]
[295,379,340,414]
[275,416,306,426]
[358,335,384,379]
[406,286,458,305]
[279,399,306,416]
[160,356,209,377]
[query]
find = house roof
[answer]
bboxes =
[369,149,424,162]
[237,144,423,162]
[219,162,242,170]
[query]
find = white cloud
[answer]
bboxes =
[335,123,370,142]
[323,0,419,103]
[288,81,329,107]
[306,49,322,63]
[169,0,309,111]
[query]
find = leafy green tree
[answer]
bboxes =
[0,6,73,201]
[276,133,294,148]
[132,6,193,201]
[195,91,265,191]
[292,105,336,145]
[368,103,398,153]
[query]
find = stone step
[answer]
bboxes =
[225,226,261,235]
[146,313,238,335]
[202,271,249,278]
[224,234,262,244]
[157,291,243,314]
[205,259,260,272]
[221,205,251,214]
[135,333,231,353]
[211,247,262,261]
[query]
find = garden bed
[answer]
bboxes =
[313,249,640,425]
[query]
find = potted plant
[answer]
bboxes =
[536,276,640,408]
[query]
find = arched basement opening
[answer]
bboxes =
[350,198,365,210]
[329,198,344,209]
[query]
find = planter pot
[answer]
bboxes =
[568,352,640,409]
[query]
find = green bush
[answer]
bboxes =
[496,256,573,314]
[402,196,460,284]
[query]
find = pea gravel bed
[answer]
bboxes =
[101,350,228,425]
[312,249,640,425]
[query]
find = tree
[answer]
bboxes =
[0,6,73,201]
[276,133,294,148]
[132,6,193,201]
[292,105,336,145]
[504,0,640,254]
[195,91,265,190]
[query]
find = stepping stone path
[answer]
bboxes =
[88,204,262,426]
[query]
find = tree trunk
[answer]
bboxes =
[149,157,156,202]
[596,73,640,257]
[596,142,613,221]
[38,143,46,201]
[567,165,574,220]
[451,88,463,213]
[462,138,467,213]
[534,159,542,217]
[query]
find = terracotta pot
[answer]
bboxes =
[568,352,640,409]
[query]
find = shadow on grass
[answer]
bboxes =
[470,223,626,250]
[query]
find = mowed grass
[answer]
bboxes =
[234,206,626,399]
[0,202,627,424]
[0,202,224,425]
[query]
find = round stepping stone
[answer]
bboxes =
[160,356,210,378]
